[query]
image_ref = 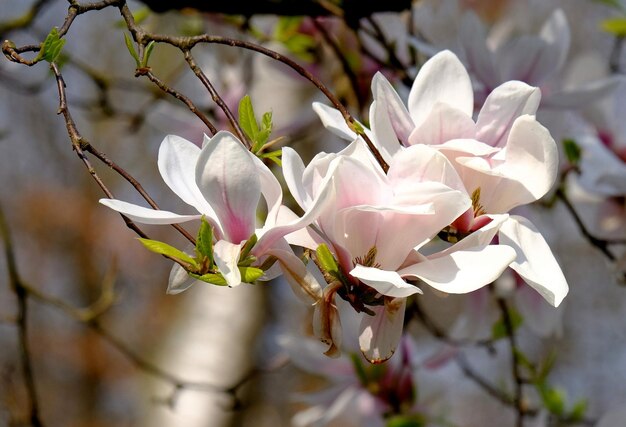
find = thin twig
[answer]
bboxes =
[0,205,44,427]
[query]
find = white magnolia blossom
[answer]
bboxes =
[314,50,568,315]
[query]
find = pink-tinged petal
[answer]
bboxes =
[359,298,406,363]
[449,287,495,341]
[389,143,468,194]
[249,152,282,226]
[158,135,218,220]
[213,240,242,287]
[272,206,325,250]
[437,138,500,157]
[371,72,415,145]
[578,136,626,196]
[498,216,568,307]
[399,245,516,294]
[476,81,541,148]
[458,11,499,90]
[99,199,201,224]
[166,263,197,295]
[195,131,260,243]
[277,335,353,379]
[501,115,558,204]
[408,103,476,147]
[267,248,322,304]
[254,158,340,255]
[350,266,422,298]
[369,100,402,163]
[408,50,474,127]
[515,284,564,338]
[449,214,509,250]
[281,146,310,209]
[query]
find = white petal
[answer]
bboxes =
[359,298,406,363]
[408,50,474,127]
[371,72,415,144]
[498,216,568,307]
[502,115,558,203]
[515,284,564,338]
[166,263,197,294]
[158,135,217,218]
[195,131,260,243]
[476,81,541,148]
[250,152,283,225]
[578,136,626,196]
[213,240,242,287]
[399,245,516,294]
[408,103,476,147]
[312,102,356,141]
[369,99,402,163]
[538,9,570,80]
[543,76,625,109]
[281,146,310,209]
[350,266,422,298]
[458,11,499,90]
[99,199,201,224]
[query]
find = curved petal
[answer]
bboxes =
[498,216,568,307]
[408,50,474,127]
[543,76,625,109]
[578,136,626,196]
[267,248,322,304]
[312,102,356,141]
[458,11,499,90]
[167,263,197,295]
[476,81,541,148]
[196,131,260,243]
[99,199,201,224]
[359,298,406,363]
[538,9,570,80]
[250,152,283,226]
[399,245,516,294]
[281,146,310,209]
[213,239,242,287]
[350,266,422,298]
[408,103,476,147]
[371,72,415,144]
[369,99,402,163]
[515,284,564,338]
[501,115,558,203]
[158,135,217,220]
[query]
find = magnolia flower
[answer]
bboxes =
[283,137,516,362]
[281,333,421,427]
[100,131,332,292]
[411,3,621,108]
[314,50,568,313]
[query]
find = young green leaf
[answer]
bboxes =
[491,308,523,339]
[37,27,66,63]
[601,17,626,36]
[142,40,156,67]
[562,139,582,166]
[316,243,340,278]
[195,216,214,263]
[239,95,260,142]
[123,32,140,67]
[569,399,588,422]
[138,238,197,267]
[539,385,566,416]
[190,272,228,286]
[238,266,265,283]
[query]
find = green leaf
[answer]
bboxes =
[259,149,282,166]
[37,27,66,63]
[491,308,523,340]
[316,243,340,278]
[195,216,214,262]
[142,40,156,67]
[562,138,582,166]
[385,415,425,427]
[240,234,258,260]
[138,238,197,267]
[539,385,566,416]
[190,272,228,286]
[262,111,272,130]
[239,266,265,283]
[123,32,140,67]
[569,399,588,422]
[239,95,260,142]
[601,17,626,36]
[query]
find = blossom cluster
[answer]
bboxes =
[100,50,567,364]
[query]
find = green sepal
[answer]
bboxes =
[239,266,265,283]
[37,27,66,63]
[316,243,341,279]
[138,238,197,268]
[562,138,582,166]
[240,234,258,260]
[189,272,228,286]
[195,216,214,263]
[258,149,282,166]
[123,32,140,67]
[491,308,523,339]
[142,40,156,67]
